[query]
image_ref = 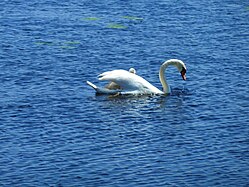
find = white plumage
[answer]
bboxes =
[98,70,162,94]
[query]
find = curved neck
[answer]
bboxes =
[159,59,186,94]
[159,62,171,93]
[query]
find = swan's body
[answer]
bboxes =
[105,68,136,90]
[87,59,186,95]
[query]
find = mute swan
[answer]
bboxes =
[87,59,186,95]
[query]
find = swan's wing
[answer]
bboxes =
[98,70,141,91]
[98,70,162,94]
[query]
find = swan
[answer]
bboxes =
[87,59,186,95]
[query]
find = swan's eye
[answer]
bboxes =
[181,68,186,80]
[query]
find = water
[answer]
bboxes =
[1,0,249,186]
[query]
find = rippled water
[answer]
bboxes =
[1,0,249,186]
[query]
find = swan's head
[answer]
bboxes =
[174,60,187,81]
[129,68,136,74]
[160,59,187,81]
[181,66,187,80]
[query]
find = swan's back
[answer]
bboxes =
[98,70,162,94]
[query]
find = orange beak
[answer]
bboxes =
[181,68,186,80]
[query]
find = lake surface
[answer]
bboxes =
[1,0,249,186]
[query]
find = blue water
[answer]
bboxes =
[1,0,249,186]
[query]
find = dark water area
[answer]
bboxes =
[1,0,249,186]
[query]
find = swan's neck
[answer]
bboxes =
[159,59,185,93]
[159,62,171,93]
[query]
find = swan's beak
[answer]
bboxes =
[181,68,187,80]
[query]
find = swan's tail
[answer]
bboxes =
[86,81,97,90]
[86,81,121,95]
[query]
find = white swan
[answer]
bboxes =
[87,59,186,95]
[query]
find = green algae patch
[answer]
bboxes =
[82,17,100,21]
[59,45,76,49]
[64,41,81,45]
[107,23,127,29]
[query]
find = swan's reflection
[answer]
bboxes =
[96,87,188,113]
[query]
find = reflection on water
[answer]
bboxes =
[92,88,189,121]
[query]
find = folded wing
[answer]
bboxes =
[98,70,161,94]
